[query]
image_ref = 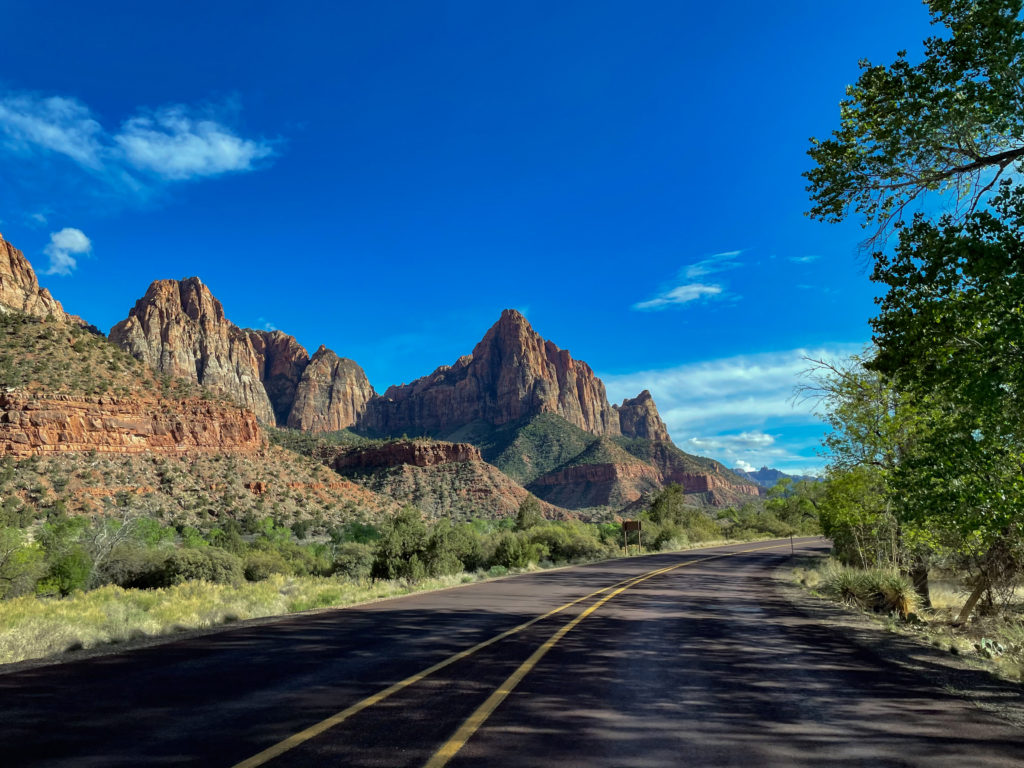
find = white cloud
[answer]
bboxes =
[0,91,274,198]
[735,460,755,473]
[789,255,820,264]
[684,250,743,279]
[0,94,103,168]
[600,344,866,470]
[43,227,91,276]
[633,249,744,312]
[633,282,722,311]
[115,107,273,180]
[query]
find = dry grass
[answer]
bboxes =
[0,572,479,666]
[795,558,1024,682]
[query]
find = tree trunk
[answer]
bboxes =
[955,571,989,625]
[909,557,931,609]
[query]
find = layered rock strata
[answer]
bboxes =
[332,440,482,471]
[0,392,264,456]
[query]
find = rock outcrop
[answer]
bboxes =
[0,392,264,456]
[332,439,481,470]
[287,346,376,432]
[246,329,310,425]
[110,278,276,423]
[529,458,662,509]
[615,390,671,442]
[330,438,567,520]
[361,309,621,437]
[0,233,72,321]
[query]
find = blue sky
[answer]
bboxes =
[0,1,935,474]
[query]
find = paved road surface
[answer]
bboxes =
[2,538,1022,767]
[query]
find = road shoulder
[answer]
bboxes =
[774,554,1024,729]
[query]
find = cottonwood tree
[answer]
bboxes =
[806,0,1024,243]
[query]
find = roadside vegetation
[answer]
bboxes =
[0,486,813,666]
[796,0,1024,681]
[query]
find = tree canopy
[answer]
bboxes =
[806,0,1024,240]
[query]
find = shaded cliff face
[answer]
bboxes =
[615,390,671,442]
[287,346,376,433]
[110,278,276,423]
[246,329,310,425]
[361,309,621,437]
[0,233,72,321]
[0,392,264,456]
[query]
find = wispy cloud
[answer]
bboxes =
[43,227,91,276]
[0,90,275,205]
[789,255,820,264]
[632,282,721,311]
[633,249,743,312]
[601,344,866,471]
[684,250,743,279]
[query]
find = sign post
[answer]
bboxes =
[623,520,642,555]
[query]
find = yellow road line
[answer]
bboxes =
[230,565,678,768]
[231,541,793,768]
[423,541,789,768]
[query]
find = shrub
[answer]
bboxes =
[819,561,921,618]
[243,550,291,582]
[331,542,374,581]
[159,548,243,586]
[36,546,93,596]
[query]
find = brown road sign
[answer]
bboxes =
[623,520,641,532]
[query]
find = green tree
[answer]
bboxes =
[515,495,544,531]
[806,0,1024,241]
[370,507,430,582]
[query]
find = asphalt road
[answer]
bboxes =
[2,537,1023,767]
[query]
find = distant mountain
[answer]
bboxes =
[732,466,822,488]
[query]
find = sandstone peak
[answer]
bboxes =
[0,233,71,321]
[111,277,275,423]
[286,344,376,433]
[361,309,621,437]
[616,389,671,442]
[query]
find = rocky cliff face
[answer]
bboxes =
[332,440,481,470]
[111,278,374,431]
[361,309,621,437]
[110,278,276,423]
[615,390,671,442]
[287,346,376,432]
[0,392,264,456]
[0,233,72,321]
[246,329,310,425]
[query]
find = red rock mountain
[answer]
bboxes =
[360,309,627,436]
[111,278,375,431]
[0,233,72,322]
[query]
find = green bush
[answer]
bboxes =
[243,550,291,582]
[159,548,243,586]
[331,542,374,580]
[37,546,92,596]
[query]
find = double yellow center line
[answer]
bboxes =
[233,542,790,768]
